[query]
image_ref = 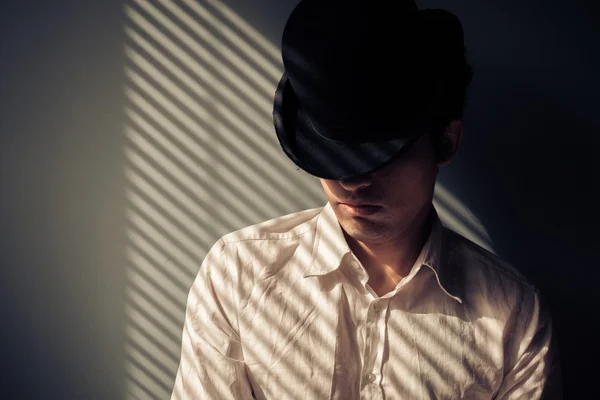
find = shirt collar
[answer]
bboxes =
[303,202,351,278]
[304,202,463,304]
[421,206,463,304]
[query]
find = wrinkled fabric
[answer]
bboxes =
[172,203,561,399]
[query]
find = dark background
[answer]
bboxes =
[0,0,597,398]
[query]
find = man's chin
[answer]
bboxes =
[340,217,389,243]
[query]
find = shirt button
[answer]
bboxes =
[366,373,377,383]
[373,303,381,312]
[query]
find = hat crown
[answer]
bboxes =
[281,0,466,141]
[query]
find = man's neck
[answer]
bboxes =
[344,207,433,293]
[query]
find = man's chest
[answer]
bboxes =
[238,274,504,399]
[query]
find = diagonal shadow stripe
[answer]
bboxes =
[125,359,171,399]
[124,76,291,209]
[123,13,325,205]
[126,369,163,400]
[127,258,186,312]
[124,125,275,226]
[434,191,495,252]
[127,283,183,333]
[127,288,182,343]
[126,307,181,370]
[126,309,180,366]
[134,0,273,102]
[180,1,283,81]
[435,184,492,242]
[153,0,277,99]
[124,173,216,262]
[126,356,172,397]
[124,65,311,214]
[126,263,185,325]
[434,197,494,253]
[126,341,175,392]
[197,0,281,66]
[125,225,193,293]
[125,157,246,239]
[123,24,274,155]
[124,125,271,223]
[124,44,323,206]
[125,247,189,317]
[127,4,271,118]
[125,187,212,271]
[123,21,326,203]
[124,170,225,253]
[124,106,267,226]
[125,387,146,400]
[123,106,297,226]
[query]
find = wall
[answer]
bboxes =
[0,0,596,398]
[419,1,598,397]
[1,1,127,398]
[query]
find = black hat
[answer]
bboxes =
[273,0,469,179]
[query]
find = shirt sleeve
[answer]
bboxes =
[171,239,253,399]
[495,291,562,399]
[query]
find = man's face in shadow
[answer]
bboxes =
[319,124,461,246]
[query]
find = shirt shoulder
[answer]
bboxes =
[445,227,538,293]
[221,207,323,244]
[443,228,541,319]
[212,207,324,286]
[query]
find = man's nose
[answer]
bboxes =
[338,175,372,191]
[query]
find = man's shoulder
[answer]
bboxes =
[443,227,539,298]
[220,206,324,245]
[205,207,324,282]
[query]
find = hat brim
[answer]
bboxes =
[273,73,426,180]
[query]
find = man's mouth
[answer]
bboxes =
[338,202,382,216]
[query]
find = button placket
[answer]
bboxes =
[361,299,383,392]
[370,300,387,393]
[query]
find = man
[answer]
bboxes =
[172,0,562,398]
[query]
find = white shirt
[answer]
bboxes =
[172,203,561,399]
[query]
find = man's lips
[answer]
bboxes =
[338,202,382,216]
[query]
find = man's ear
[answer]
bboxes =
[436,120,463,167]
